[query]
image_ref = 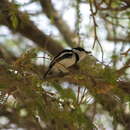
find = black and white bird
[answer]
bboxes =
[43,47,91,78]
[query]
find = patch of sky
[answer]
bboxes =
[0,116,9,125]
[94,111,113,130]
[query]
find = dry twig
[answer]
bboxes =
[89,0,104,62]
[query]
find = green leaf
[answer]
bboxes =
[101,67,117,84]
[53,83,76,101]
[71,107,96,129]
[0,84,8,90]
[10,14,18,29]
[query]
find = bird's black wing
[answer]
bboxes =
[49,49,73,68]
[44,49,72,78]
[73,52,79,64]
[55,53,73,63]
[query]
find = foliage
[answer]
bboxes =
[0,0,130,130]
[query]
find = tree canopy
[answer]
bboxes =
[0,0,130,130]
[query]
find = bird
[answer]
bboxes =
[43,47,91,78]
[43,49,79,78]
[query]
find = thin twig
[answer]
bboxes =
[36,57,51,60]
[93,0,98,14]
[95,0,129,12]
[121,48,130,56]
[77,86,81,104]
[76,0,81,46]
[97,5,129,11]
[117,58,130,76]
[89,0,104,62]
[101,15,125,29]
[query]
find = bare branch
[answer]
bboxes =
[39,0,78,47]
[89,0,104,61]
[0,0,63,56]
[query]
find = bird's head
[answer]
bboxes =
[72,47,91,61]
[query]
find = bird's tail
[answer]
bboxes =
[43,69,50,78]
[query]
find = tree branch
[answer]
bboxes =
[117,58,130,76]
[1,59,130,129]
[39,0,78,47]
[0,0,63,56]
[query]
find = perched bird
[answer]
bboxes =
[43,49,79,78]
[43,47,91,78]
